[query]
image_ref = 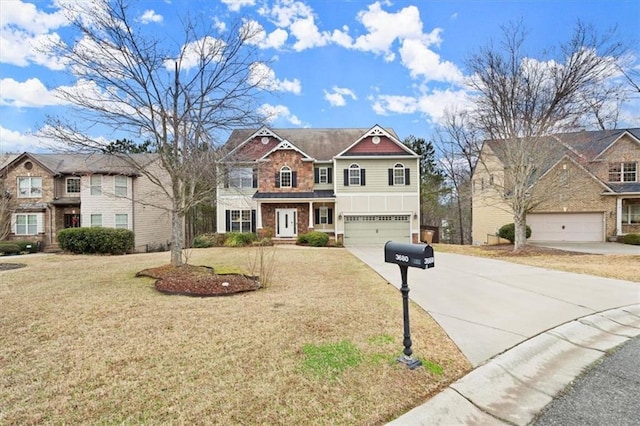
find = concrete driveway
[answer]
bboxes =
[531,241,640,255]
[347,246,640,367]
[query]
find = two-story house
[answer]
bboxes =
[217,125,421,246]
[472,128,640,244]
[0,152,172,251]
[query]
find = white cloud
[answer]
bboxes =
[249,63,301,94]
[165,36,226,71]
[371,88,473,125]
[261,0,329,51]
[324,87,357,107]
[399,38,463,82]
[0,125,56,153]
[221,0,256,12]
[243,20,288,50]
[258,103,304,126]
[139,10,163,24]
[213,17,227,33]
[0,78,69,108]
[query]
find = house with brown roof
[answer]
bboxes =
[472,128,640,244]
[217,125,421,245]
[0,153,172,251]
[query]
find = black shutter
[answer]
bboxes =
[314,168,319,184]
[328,208,333,225]
[252,168,258,188]
[327,168,333,183]
[314,208,320,225]
[343,169,349,186]
[405,168,410,185]
[275,172,280,188]
[388,169,394,186]
[292,171,297,187]
[251,210,256,233]
[360,169,366,186]
[225,210,231,232]
[224,170,229,188]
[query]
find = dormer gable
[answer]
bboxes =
[593,130,640,161]
[337,125,416,157]
[259,139,312,161]
[221,126,284,162]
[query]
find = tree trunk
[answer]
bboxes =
[513,213,527,251]
[171,208,184,266]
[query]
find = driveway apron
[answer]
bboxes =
[347,247,640,367]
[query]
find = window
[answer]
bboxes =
[15,214,38,235]
[66,177,81,194]
[229,209,252,232]
[229,167,254,188]
[393,163,405,185]
[622,201,640,224]
[609,162,637,182]
[90,214,102,227]
[90,175,102,195]
[315,206,334,225]
[17,177,42,198]
[280,166,292,188]
[115,176,128,197]
[349,164,361,186]
[115,214,128,229]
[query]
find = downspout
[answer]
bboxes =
[131,176,136,250]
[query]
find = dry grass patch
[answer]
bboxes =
[0,247,470,425]
[432,244,640,283]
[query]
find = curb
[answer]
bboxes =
[388,304,640,425]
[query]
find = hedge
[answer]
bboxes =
[498,223,532,244]
[0,240,38,253]
[193,233,228,248]
[297,231,329,247]
[57,227,135,254]
[0,243,21,255]
[622,233,640,245]
[224,232,257,247]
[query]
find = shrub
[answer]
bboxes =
[297,231,329,247]
[3,240,38,253]
[253,237,273,247]
[498,223,532,244]
[223,232,256,247]
[622,233,640,245]
[57,227,134,254]
[193,233,227,248]
[0,243,21,255]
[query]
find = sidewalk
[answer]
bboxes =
[346,247,640,425]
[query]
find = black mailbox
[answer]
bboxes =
[384,241,434,269]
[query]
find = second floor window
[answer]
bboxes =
[280,166,292,188]
[17,176,42,198]
[115,176,128,197]
[609,162,637,182]
[66,177,80,194]
[393,163,405,185]
[346,163,365,186]
[90,175,102,195]
[229,167,254,188]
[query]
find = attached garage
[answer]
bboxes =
[527,213,604,242]
[343,215,411,246]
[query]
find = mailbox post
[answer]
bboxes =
[384,241,435,370]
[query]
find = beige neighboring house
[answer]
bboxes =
[472,128,640,244]
[217,125,421,246]
[0,152,172,252]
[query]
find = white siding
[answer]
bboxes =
[132,160,173,252]
[80,175,133,229]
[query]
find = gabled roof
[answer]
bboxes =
[221,126,403,162]
[0,152,157,176]
[337,125,416,157]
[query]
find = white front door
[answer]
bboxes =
[276,208,297,237]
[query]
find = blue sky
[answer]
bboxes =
[1,0,639,153]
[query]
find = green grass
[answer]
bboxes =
[302,340,363,379]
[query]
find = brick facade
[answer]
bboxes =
[259,150,314,192]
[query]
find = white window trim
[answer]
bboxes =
[349,163,361,186]
[66,177,81,195]
[17,176,43,198]
[319,206,329,224]
[230,209,252,232]
[90,214,103,227]
[114,176,128,197]
[115,214,129,229]
[229,167,253,188]
[90,175,102,195]
[393,163,405,185]
[12,213,43,235]
[280,166,292,188]
[318,167,328,184]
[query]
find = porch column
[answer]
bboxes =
[616,197,623,236]
[256,201,263,230]
[308,201,314,230]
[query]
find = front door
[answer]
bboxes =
[64,213,81,228]
[276,209,297,237]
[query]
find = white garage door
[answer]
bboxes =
[527,213,604,242]
[344,215,411,246]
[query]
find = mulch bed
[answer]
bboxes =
[136,264,261,297]
[0,263,27,271]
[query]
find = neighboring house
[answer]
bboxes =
[0,152,172,251]
[217,125,421,246]
[472,128,640,244]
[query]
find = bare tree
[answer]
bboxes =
[39,0,267,265]
[433,111,480,245]
[467,21,626,250]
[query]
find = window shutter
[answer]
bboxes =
[225,210,231,232]
[328,168,333,183]
[275,172,280,188]
[314,208,320,225]
[314,168,319,184]
[405,168,410,185]
[251,210,256,233]
[388,169,394,186]
[292,171,297,187]
[328,208,333,225]
[252,169,258,188]
[343,169,349,186]
[360,169,366,186]
[224,170,229,188]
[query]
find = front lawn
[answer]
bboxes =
[0,247,470,424]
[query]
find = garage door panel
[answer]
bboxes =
[528,213,603,242]
[344,215,410,246]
